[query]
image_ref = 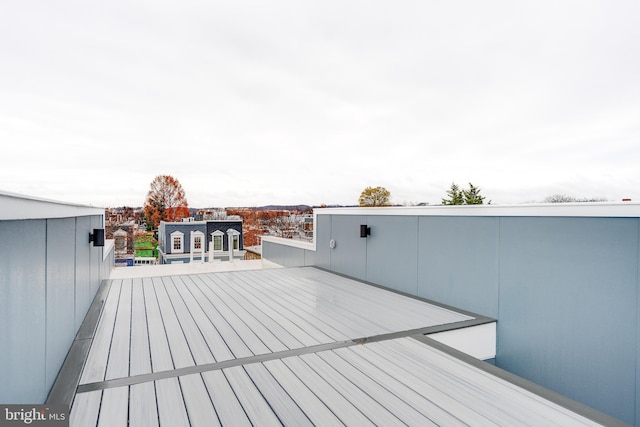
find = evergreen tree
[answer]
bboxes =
[463,183,485,204]
[442,182,487,205]
[441,183,464,205]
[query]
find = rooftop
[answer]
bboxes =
[55,265,619,426]
[316,201,640,218]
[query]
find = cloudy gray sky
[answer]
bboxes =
[1,1,638,207]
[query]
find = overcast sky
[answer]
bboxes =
[1,1,639,208]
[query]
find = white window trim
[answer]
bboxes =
[211,230,225,252]
[170,231,184,254]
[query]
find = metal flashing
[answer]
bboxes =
[0,191,105,220]
[46,280,112,407]
[314,202,640,218]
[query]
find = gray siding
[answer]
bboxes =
[263,213,640,426]
[418,216,500,318]
[45,218,76,394]
[261,241,316,267]
[313,214,331,269]
[367,215,418,295]
[0,214,111,403]
[498,217,638,423]
[0,220,47,403]
[329,214,367,280]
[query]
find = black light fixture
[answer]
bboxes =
[360,224,371,238]
[89,229,105,247]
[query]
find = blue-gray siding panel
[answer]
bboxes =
[313,215,331,270]
[417,216,500,318]
[46,218,77,394]
[366,216,418,295]
[75,217,93,331]
[329,215,366,280]
[637,219,640,427]
[1,214,110,404]
[0,220,47,403]
[498,217,638,425]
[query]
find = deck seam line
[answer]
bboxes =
[76,318,492,393]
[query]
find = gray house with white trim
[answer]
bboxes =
[158,219,244,264]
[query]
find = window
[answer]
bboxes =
[170,231,184,253]
[213,235,223,251]
[233,234,239,250]
[194,236,202,250]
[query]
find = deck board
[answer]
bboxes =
[240,269,379,337]
[153,276,195,369]
[206,272,324,347]
[163,276,216,365]
[79,280,121,384]
[181,275,254,360]
[69,267,607,427]
[70,390,101,427]
[129,382,158,427]
[97,387,128,427]
[316,349,463,426]
[171,275,236,362]
[297,352,436,426]
[222,366,283,427]
[201,370,252,427]
[155,377,190,426]
[143,277,174,372]
[198,274,293,352]
[242,363,313,426]
[179,373,221,427]
[218,272,353,342]
[190,274,272,356]
[277,356,377,426]
[129,278,151,375]
[105,280,131,380]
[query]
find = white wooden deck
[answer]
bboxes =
[69,267,607,426]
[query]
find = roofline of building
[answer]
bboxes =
[0,190,105,220]
[315,202,640,218]
[159,219,243,225]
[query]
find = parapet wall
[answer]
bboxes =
[0,192,113,403]
[263,204,640,426]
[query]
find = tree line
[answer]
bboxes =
[141,174,609,229]
[358,182,488,206]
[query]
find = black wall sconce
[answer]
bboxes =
[360,224,371,238]
[89,229,105,247]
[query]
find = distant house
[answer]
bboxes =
[134,232,157,265]
[157,218,244,264]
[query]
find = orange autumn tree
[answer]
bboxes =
[143,175,190,230]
